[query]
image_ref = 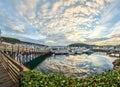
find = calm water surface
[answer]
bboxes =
[35,52,116,78]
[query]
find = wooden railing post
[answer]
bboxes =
[11,44,13,58]
[16,45,19,62]
[0,51,29,83]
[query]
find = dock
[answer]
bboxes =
[0,43,50,87]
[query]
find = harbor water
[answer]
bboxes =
[35,52,117,78]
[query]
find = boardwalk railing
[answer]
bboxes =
[0,51,29,83]
[0,43,50,64]
[0,43,49,53]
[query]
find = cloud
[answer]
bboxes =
[88,0,120,39]
[99,1,120,24]
[0,0,119,45]
[88,25,107,38]
[95,0,105,6]
[36,54,114,77]
[109,21,120,36]
[10,25,25,33]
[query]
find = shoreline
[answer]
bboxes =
[112,58,120,69]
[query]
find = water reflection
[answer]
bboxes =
[35,53,116,78]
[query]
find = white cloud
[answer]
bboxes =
[44,40,56,44]
[88,25,107,38]
[109,21,120,36]
[86,1,98,8]
[95,0,105,6]
[1,0,119,45]
[11,25,25,33]
[88,0,120,39]
[51,1,62,14]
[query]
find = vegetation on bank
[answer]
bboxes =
[68,43,120,48]
[1,37,21,44]
[113,58,120,67]
[68,43,90,48]
[1,37,46,46]
[1,36,119,47]
[21,67,120,87]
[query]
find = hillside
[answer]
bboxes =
[68,43,90,48]
[1,37,46,46]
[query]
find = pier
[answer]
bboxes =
[0,44,50,64]
[0,43,51,87]
[91,46,120,57]
[0,50,29,87]
[49,46,120,57]
[0,43,120,87]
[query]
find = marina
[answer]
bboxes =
[35,52,117,78]
[0,0,120,86]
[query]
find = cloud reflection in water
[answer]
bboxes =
[35,53,116,78]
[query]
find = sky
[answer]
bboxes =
[0,0,120,46]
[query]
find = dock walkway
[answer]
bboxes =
[0,51,29,87]
[0,54,18,87]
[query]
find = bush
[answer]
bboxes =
[113,59,120,67]
[20,69,120,87]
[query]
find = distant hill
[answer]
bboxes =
[68,43,90,48]
[2,37,21,44]
[1,37,46,46]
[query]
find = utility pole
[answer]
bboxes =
[0,29,1,37]
[0,29,1,43]
[0,29,3,43]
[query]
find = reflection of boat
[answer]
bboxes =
[69,52,75,55]
[76,51,82,54]
[85,50,93,55]
[52,53,55,56]
[69,50,76,55]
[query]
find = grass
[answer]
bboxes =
[20,67,120,87]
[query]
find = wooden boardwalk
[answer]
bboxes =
[0,43,50,87]
[0,51,29,87]
[0,57,18,87]
[0,44,50,64]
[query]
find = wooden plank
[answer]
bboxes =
[0,66,8,78]
[1,51,29,71]
[0,69,6,74]
[0,64,16,87]
[0,55,19,87]
[0,72,9,79]
[0,76,11,84]
[8,60,20,71]
[0,79,15,87]
[7,69,19,83]
[0,44,36,87]
[8,63,20,76]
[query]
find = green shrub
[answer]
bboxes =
[20,68,120,87]
[113,59,120,67]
